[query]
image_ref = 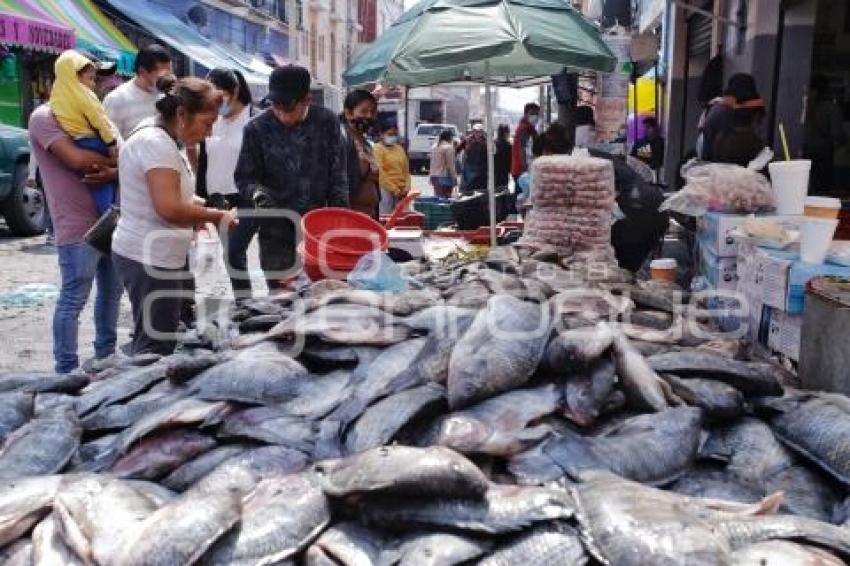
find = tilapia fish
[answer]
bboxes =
[0,475,62,546]
[730,541,844,565]
[218,407,318,452]
[345,382,446,455]
[358,484,574,535]
[51,475,160,565]
[563,357,618,427]
[0,371,88,395]
[699,417,794,486]
[188,355,309,404]
[0,391,33,443]
[305,522,388,566]
[610,330,673,412]
[508,442,567,486]
[314,445,488,499]
[330,337,428,428]
[0,409,80,480]
[191,445,309,497]
[161,445,248,492]
[392,531,492,566]
[0,538,33,566]
[203,473,330,565]
[268,304,412,346]
[544,406,702,485]
[760,392,850,486]
[108,428,217,480]
[661,374,744,419]
[448,295,551,409]
[74,364,166,416]
[479,522,587,566]
[435,384,561,457]
[542,322,614,373]
[648,351,782,397]
[116,488,242,566]
[572,472,784,565]
[671,467,764,504]
[32,513,83,566]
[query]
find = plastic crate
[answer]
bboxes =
[414,197,454,230]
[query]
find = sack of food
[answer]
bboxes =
[661,162,773,216]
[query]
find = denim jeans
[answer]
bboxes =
[54,242,123,374]
[223,212,259,300]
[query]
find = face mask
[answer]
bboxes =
[218,100,232,117]
[527,114,539,126]
[352,117,372,134]
[383,135,398,145]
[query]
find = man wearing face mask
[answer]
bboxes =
[374,120,410,215]
[341,89,380,218]
[511,102,541,183]
[235,65,348,291]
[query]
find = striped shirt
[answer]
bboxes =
[103,80,159,140]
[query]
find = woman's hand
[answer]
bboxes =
[83,164,118,185]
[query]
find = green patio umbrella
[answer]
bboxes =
[343,0,617,245]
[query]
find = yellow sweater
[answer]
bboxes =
[49,50,116,145]
[374,143,410,197]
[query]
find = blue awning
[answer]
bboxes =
[106,0,270,95]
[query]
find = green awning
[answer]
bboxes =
[344,0,616,87]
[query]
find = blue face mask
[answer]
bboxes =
[218,101,232,117]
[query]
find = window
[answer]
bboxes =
[296,0,304,29]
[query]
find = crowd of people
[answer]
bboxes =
[32,44,421,374]
[33,42,767,376]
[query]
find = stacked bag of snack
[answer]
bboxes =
[520,155,617,255]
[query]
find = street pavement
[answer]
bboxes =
[0,175,434,372]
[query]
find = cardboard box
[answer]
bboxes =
[737,241,850,313]
[754,305,803,361]
[699,246,738,291]
[697,212,749,258]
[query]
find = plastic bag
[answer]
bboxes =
[347,251,409,293]
[660,161,773,216]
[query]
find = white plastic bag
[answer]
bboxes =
[661,161,773,216]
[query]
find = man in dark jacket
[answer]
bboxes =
[631,117,665,173]
[235,65,348,290]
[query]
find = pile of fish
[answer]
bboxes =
[2,245,850,565]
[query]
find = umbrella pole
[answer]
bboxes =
[485,60,497,248]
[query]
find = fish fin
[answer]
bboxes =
[699,491,785,516]
[657,376,685,406]
[543,432,606,481]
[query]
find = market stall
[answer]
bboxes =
[343,0,617,247]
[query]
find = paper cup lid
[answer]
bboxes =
[805,196,841,208]
[650,259,678,269]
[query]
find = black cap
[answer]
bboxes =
[267,65,311,106]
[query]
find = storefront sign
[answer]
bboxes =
[0,13,74,53]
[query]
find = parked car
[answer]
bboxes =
[0,124,45,236]
[408,123,459,173]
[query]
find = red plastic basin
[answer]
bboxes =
[302,207,388,259]
[298,243,355,281]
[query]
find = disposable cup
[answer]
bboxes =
[768,160,811,215]
[804,196,841,219]
[650,258,678,282]
[799,217,838,264]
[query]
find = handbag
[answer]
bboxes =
[84,204,120,254]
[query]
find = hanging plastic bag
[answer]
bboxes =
[347,251,409,293]
[660,161,773,217]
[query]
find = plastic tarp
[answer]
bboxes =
[343,0,616,87]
